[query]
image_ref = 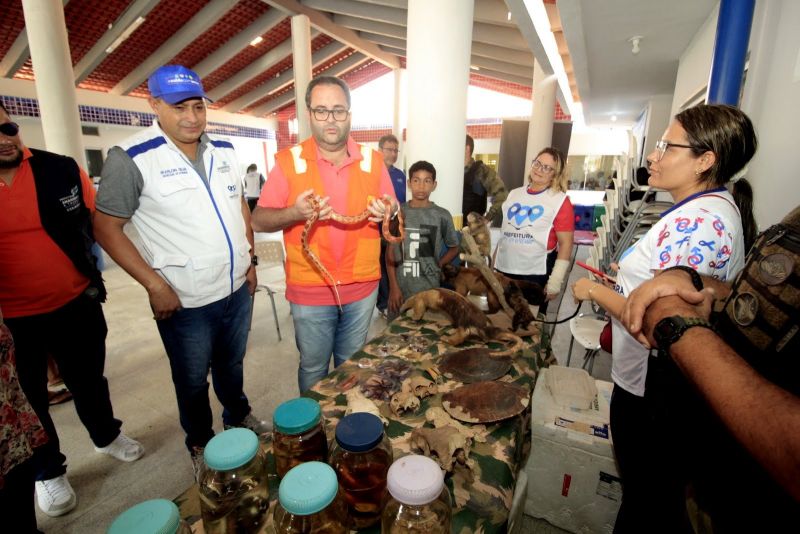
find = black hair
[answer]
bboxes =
[409,160,436,181]
[465,134,474,157]
[305,76,351,109]
[378,134,399,148]
[246,163,257,172]
[675,104,758,254]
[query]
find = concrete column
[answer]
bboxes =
[21,0,86,168]
[406,0,474,225]
[392,68,402,139]
[291,14,312,140]
[525,58,557,168]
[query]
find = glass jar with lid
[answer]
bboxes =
[381,455,452,534]
[107,499,192,534]
[273,461,349,533]
[199,428,269,533]
[272,397,328,478]
[329,412,393,528]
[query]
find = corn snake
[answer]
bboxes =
[302,196,405,309]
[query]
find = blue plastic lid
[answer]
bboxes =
[203,428,259,471]
[335,412,384,452]
[278,461,339,515]
[273,397,321,435]
[107,499,180,534]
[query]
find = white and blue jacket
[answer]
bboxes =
[117,123,250,308]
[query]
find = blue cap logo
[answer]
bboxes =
[148,65,212,104]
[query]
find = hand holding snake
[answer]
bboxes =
[300,192,405,310]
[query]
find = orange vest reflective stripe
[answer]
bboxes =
[279,137,382,287]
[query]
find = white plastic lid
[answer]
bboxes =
[386,455,444,505]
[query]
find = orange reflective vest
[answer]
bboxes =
[278,137,383,287]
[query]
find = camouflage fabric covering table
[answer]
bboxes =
[177,312,553,533]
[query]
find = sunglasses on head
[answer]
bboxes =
[0,122,20,137]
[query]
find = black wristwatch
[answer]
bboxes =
[251,255,259,266]
[653,315,714,352]
[663,265,703,291]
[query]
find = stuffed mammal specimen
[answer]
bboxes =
[399,288,523,357]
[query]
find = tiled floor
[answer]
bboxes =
[35,238,605,533]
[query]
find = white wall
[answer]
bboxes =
[740,0,800,227]
[671,3,719,115]
[642,95,673,164]
[567,126,629,156]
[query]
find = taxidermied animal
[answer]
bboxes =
[399,288,523,356]
[442,265,546,328]
[410,426,474,472]
[465,211,492,262]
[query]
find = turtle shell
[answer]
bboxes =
[438,348,512,383]
[442,381,529,423]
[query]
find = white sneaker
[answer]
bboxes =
[94,432,144,462]
[36,475,77,517]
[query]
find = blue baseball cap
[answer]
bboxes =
[147,65,212,104]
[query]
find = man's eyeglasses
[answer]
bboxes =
[654,140,703,161]
[309,107,350,122]
[531,159,555,173]
[0,122,20,137]
[381,147,399,153]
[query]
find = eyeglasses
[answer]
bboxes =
[381,147,399,153]
[0,122,20,137]
[531,159,555,173]
[309,107,350,122]
[654,140,703,161]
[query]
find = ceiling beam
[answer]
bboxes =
[471,41,533,67]
[111,0,238,95]
[358,31,405,50]
[334,14,405,39]
[251,52,368,116]
[473,0,516,28]
[302,0,406,26]
[471,67,532,88]
[74,0,160,84]
[223,40,346,113]
[264,0,400,69]
[472,21,528,51]
[1,0,69,78]
[505,0,555,75]
[193,9,286,78]
[207,30,321,102]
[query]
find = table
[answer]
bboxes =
[177,312,553,533]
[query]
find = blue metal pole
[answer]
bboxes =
[706,0,756,106]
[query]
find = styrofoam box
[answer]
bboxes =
[524,367,621,534]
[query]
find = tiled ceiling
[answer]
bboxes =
[3,0,537,117]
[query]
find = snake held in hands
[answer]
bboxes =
[302,196,405,309]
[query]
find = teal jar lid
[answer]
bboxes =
[273,397,321,435]
[204,428,259,471]
[107,499,180,534]
[278,461,338,515]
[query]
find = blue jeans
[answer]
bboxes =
[291,288,377,392]
[157,284,252,450]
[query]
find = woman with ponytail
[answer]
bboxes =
[571,104,757,532]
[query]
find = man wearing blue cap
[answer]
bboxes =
[94,65,268,480]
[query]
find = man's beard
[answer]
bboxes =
[0,149,23,169]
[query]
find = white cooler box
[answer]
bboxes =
[524,366,621,534]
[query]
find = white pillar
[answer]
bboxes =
[291,14,312,141]
[525,58,558,167]
[21,0,86,168]
[406,0,474,225]
[392,68,402,139]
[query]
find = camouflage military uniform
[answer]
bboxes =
[464,158,508,226]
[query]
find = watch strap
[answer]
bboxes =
[663,265,704,291]
[654,315,714,351]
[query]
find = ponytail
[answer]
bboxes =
[733,178,757,254]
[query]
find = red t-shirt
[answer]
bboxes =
[0,148,95,318]
[259,139,396,305]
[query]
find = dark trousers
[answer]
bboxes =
[4,292,121,481]
[610,381,692,534]
[0,459,41,533]
[377,239,390,312]
[246,197,258,212]
[156,284,252,450]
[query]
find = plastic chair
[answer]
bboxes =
[249,240,286,341]
[566,313,608,375]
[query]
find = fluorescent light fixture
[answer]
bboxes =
[250,36,264,46]
[105,16,146,54]
[611,115,618,122]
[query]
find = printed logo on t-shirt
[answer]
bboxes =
[401,224,439,278]
[506,202,544,229]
